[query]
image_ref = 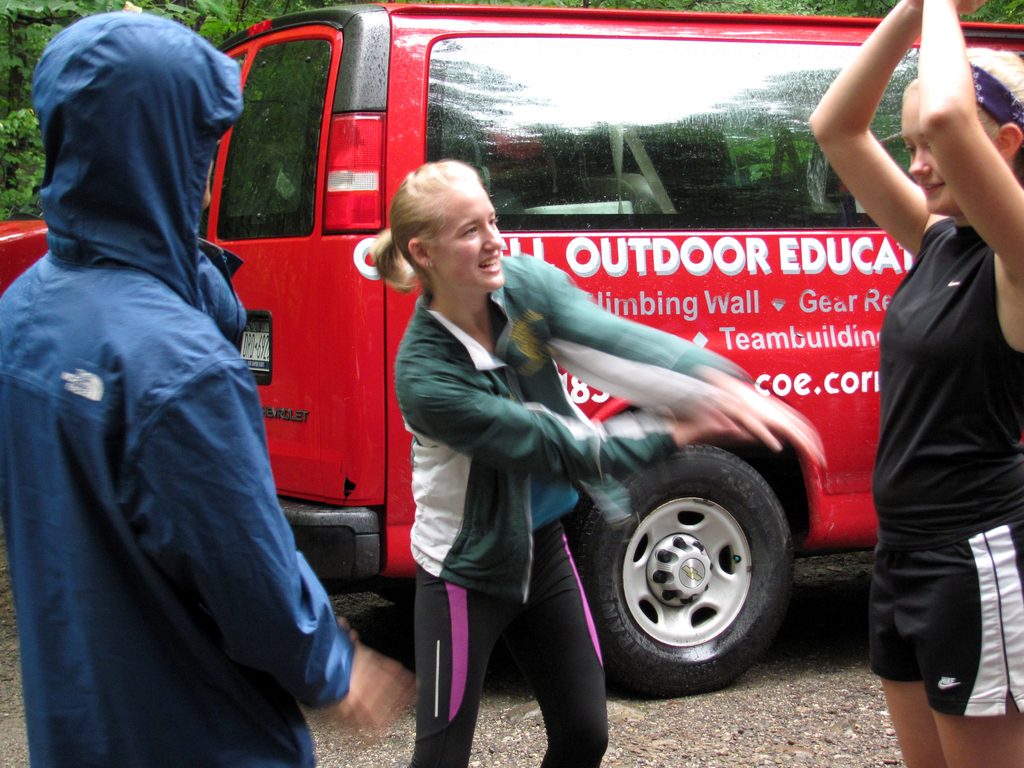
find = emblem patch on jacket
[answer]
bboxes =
[510,310,548,376]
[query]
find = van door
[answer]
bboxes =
[212,29,338,500]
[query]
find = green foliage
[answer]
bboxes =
[972,0,1024,21]
[0,0,238,217]
[0,107,43,218]
[1,0,1022,219]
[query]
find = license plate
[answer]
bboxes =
[240,310,272,385]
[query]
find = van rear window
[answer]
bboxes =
[426,37,914,231]
[219,39,330,240]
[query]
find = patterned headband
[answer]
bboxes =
[971,63,1024,132]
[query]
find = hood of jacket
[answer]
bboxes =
[32,12,242,308]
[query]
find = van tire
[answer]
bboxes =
[568,445,792,698]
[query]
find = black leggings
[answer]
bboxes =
[408,522,608,768]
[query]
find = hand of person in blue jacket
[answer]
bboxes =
[326,634,415,737]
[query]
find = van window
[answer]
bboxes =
[426,37,914,231]
[219,39,330,240]
[201,53,248,240]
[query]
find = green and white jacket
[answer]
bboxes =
[395,255,742,601]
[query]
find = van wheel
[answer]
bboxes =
[569,445,792,697]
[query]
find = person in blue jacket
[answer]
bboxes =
[0,12,412,767]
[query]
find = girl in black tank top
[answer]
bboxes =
[811,0,1024,765]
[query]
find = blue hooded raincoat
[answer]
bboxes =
[0,13,353,766]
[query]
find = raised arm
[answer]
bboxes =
[809,0,935,253]
[914,0,1024,349]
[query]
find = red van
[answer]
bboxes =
[6,4,1024,697]
[0,221,47,300]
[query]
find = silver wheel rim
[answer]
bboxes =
[621,496,752,647]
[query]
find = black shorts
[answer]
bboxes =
[870,521,1024,716]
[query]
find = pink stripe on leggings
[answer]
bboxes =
[445,582,469,721]
[562,532,603,667]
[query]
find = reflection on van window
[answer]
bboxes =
[219,39,330,240]
[427,38,914,231]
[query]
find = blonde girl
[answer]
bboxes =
[373,160,823,767]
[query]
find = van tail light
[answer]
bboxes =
[324,113,384,232]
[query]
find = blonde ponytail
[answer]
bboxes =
[370,228,417,293]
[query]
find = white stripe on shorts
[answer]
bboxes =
[967,525,1024,716]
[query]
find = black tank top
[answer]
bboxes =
[872,218,1024,549]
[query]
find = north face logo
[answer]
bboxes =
[61,369,104,402]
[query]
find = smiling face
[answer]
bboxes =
[412,177,506,316]
[902,85,965,222]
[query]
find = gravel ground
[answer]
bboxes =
[0,550,905,767]
[312,551,904,767]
